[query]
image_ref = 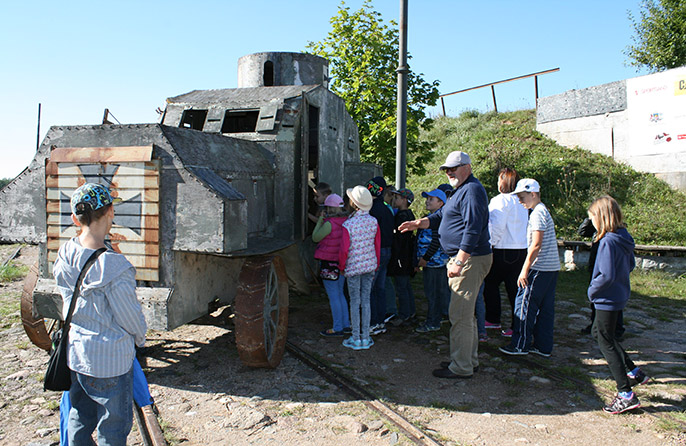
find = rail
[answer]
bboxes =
[439,68,559,115]
[558,239,686,255]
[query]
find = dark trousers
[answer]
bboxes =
[483,248,527,327]
[370,247,391,326]
[590,304,625,336]
[593,309,636,393]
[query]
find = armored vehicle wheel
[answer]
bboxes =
[21,262,58,352]
[234,255,289,368]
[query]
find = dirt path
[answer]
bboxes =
[1,244,684,445]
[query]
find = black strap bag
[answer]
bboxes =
[44,248,106,391]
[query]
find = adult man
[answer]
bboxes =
[399,151,492,378]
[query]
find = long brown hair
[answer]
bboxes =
[498,168,520,193]
[588,195,624,241]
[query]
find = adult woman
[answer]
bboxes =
[483,168,528,337]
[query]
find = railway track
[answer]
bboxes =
[285,340,444,446]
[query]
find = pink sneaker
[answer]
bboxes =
[501,329,513,337]
[479,333,489,342]
[485,321,501,329]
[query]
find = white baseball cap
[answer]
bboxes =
[512,178,540,194]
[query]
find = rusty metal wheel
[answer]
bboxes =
[234,255,289,368]
[21,262,59,352]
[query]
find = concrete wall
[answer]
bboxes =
[537,66,686,191]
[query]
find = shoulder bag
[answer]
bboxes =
[44,247,106,391]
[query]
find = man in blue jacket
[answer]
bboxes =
[400,151,492,378]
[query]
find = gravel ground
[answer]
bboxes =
[1,244,684,446]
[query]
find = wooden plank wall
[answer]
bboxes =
[46,157,160,282]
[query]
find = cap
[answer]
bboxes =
[365,176,386,197]
[70,183,121,215]
[392,188,414,204]
[439,151,471,170]
[323,193,344,207]
[436,183,452,193]
[512,178,540,194]
[346,186,373,211]
[421,188,447,204]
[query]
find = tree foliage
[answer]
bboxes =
[625,0,686,72]
[306,0,440,179]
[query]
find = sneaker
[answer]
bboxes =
[485,321,501,329]
[343,327,352,334]
[342,337,362,350]
[530,347,551,357]
[627,369,650,386]
[320,329,345,337]
[580,324,592,335]
[603,393,641,414]
[441,315,450,325]
[415,324,440,333]
[499,345,528,356]
[479,333,489,342]
[355,338,374,350]
[501,329,513,337]
[383,313,397,324]
[370,324,387,336]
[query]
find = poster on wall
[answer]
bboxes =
[626,67,686,171]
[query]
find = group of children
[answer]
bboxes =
[311,176,649,414]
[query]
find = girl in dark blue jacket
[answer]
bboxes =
[587,196,649,414]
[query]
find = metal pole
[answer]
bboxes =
[491,85,497,113]
[36,103,41,152]
[441,97,446,117]
[395,0,409,189]
[534,75,539,106]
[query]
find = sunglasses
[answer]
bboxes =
[443,164,466,173]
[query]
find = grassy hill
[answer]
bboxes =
[405,109,686,246]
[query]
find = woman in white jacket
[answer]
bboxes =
[483,168,528,337]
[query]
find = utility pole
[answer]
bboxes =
[395,0,409,189]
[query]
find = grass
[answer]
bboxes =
[0,261,28,283]
[409,110,686,245]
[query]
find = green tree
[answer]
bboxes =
[306,0,440,179]
[625,0,686,72]
[0,178,10,190]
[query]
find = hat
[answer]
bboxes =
[70,183,121,215]
[436,183,452,193]
[421,188,447,204]
[324,193,344,207]
[512,178,540,194]
[366,176,386,197]
[392,188,414,204]
[439,151,471,170]
[346,185,373,211]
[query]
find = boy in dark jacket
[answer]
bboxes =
[388,188,417,325]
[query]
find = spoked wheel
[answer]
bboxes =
[21,262,59,352]
[234,255,289,368]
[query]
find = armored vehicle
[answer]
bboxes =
[0,52,379,367]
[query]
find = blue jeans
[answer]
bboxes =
[68,367,133,446]
[422,266,450,327]
[322,276,350,332]
[370,247,391,326]
[394,275,415,320]
[347,272,374,341]
[474,282,486,336]
[509,269,558,353]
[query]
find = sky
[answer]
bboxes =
[0,0,646,180]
